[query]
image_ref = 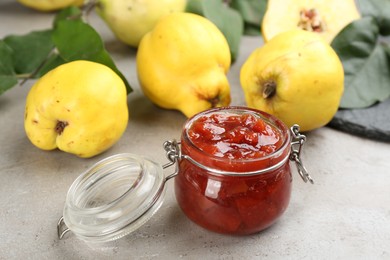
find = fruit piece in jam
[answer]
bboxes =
[175,110,292,235]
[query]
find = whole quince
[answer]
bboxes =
[240,29,344,132]
[96,0,186,48]
[262,0,360,43]
[24,60,128,158]
[136,12,231,117]
[17,0,83,12]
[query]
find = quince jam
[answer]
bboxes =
[175,107,292,235]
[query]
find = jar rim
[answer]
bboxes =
[66,154,144,214]
[181,106,291,175]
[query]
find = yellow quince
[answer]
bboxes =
[137,12,231,117]
[97,0,186,48]
[17,0,83,12]
[24,60,128,158]
[240,29,344,132]
[262,0,361,43]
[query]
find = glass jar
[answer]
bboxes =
[57,106,312,242]
[176,107,294,235]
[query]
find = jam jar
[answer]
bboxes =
[175,106,309,235]
[57,106,312,242]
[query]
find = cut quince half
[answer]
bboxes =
[262,0,361,43]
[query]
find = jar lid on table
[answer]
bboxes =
[57,153,168,243]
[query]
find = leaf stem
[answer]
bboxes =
[19,47,58,86]
[16,73,33,79]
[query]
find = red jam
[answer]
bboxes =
[174,107,292,235]
[187,113,283,160]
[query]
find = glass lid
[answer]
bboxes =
[58,153,166,243]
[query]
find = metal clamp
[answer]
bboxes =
[57,216,70,240]
[162,140,181,181]
[290,124,314,184]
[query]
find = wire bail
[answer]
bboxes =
[290,124,314,184]
[162,140,181,181]
[57,216,70,240]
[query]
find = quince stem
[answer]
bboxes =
[80,0,98,22]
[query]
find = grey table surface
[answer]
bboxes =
[1,1,390,259]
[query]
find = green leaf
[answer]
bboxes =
[52,18,132,94]
[355,0,390,35]
[53,20,104,60]
[0,41,18,95]
[185,0,203,15]
[3,30,54,75]
[331,17,390,108]
[230,0,267,34]
[384,42,390,58]
[187,0,243,62]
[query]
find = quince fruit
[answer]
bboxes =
[240,29,344,132]
[262,0,360,43]
[96,0,186,48]
[136,12,231,117]
[24,60,128,158]
[17,0,83,12]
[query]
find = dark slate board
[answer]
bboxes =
[328,98,390,142]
